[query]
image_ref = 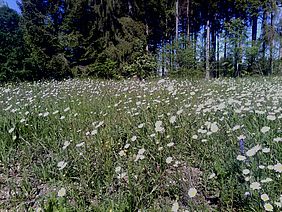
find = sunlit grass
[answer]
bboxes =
[0,77,281,211]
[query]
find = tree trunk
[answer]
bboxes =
[162,39,166,77]
[262,9,267,60]
[175,0,179,42]
[144,0,149,52]
[211,24,216,78]
[174,0,179,69]
[205,19,210,80]
[224,31,227,77]
[249,13,258,73]
[146,23,149,52]
[186,0,190,46]
[194,33,197,69]
[217,34,220,78]
[251,14,258,44]
[234,42,238,77]
[280,39,282,72]
[269,12,274,75]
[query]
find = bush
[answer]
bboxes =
[88,59,119,79]
[122,54,157,79]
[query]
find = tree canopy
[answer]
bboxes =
[0,0,282,81]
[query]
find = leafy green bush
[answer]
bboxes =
[88,59,119,79]
[122,54,157,79]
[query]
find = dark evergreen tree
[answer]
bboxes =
[0,5,26,81]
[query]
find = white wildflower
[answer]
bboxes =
[119,150,126,157]
[115,166,121,173]
[57,161,67,170]
[62,141,70,150]
[76,142,84,147]
[57,188,66,197]
[242,169,250,175]
[261,178,273,183]
[124,143,130,149]
[250,182,261,190]
[188,188,197,198]
[166,157,173,164]
[237,155,246,161]
[171,201,179,212]
[261,194,270,201]
[210,122,219,133]
[208,173,216,179]
[262,148,270,153]
[64,107,70,112]
[192,135,198,139]
[167,142,174,147]
[8,127,15,134]
[273,163,282,173]
[264,203,273,211]
[169,116,176,124]
[246,144,261,157]
[131,136,137,142]
[261,126,270,134]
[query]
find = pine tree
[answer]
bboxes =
[0,5,26,81]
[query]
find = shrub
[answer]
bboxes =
[122,54,157,79]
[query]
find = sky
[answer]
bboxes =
[6,0,20,12]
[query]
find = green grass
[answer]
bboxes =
[0,77,281,211]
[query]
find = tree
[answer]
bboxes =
[0,5,26,81]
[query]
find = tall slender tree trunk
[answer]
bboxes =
[249,13,258,73]
[224,32,227,77]
[146,23,149,52]
[262,9,267,61]
[144,0,149,52]
[162,39,166,76]
[211,24,216,78]
[234,42,238,77]
[269,12,274,75]
[194,33,197,69]
[175,0,179,42]
[205,19,210,80]
[170,36,173,70]
[217,34,220,78]
[175,0,179,69]
[186,0,190,46]
[252,14,258,43]
[280,39,282,73]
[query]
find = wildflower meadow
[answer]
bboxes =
[0,77,282,211]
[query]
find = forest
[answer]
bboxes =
[0,0,282,81]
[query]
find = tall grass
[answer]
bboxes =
[0,78,281,211]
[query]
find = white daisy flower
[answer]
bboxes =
[57,188,66,197]
[250,182,261,190]
[171,201,179,212]
[188,188,197,198]
[261,194,269,201]
[166,157,173,164]
[264,203,273,211]
[237,155,246,161]
[260,126,270,134]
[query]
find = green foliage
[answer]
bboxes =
[169,44,204,79]
[122,54,158,79]
[88,60,119,79]
[0,6,26,82]
[2,0,282,80]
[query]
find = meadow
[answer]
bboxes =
[0,77,281,211]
